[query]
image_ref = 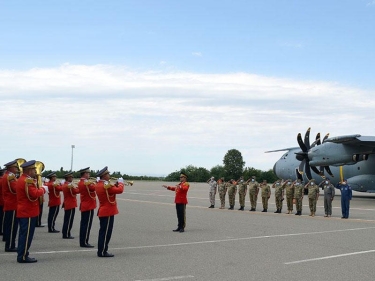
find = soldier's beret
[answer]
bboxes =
[96,166,110,177]
[21,160,36,169]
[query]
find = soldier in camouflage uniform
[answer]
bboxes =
[304,179,320,217]
[272,179,284,213]
[237,177,247,211]
[260,180,270,212]
[293,179,304,216]
[217,178,227,209]
[282,179,294,214]
[207,177,217,208]
[227,180,237,210]
[319,178,335,217]
[248,176,259,211]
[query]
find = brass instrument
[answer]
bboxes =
[16,158,26,176]
[110,177,134,186]
[35,161,45,203]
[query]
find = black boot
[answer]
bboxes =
[249,208,255,211]
[238,206,244,211]
[274,209,279,213]
[208,205,214,208]
[262,209,267,212]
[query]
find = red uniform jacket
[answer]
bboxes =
[47,180,63,207]
[62,182,80,210]
[16,174,45,218]
[95,180,124,217]
[167,181,189,204]
[2,171,18,211]
[78,178,97,212]
[0,179,4,206]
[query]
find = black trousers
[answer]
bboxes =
[80,209,94,246]
[36,202,43,226]
[62,208,75,238]
[97,216,114,256]
[175,204,186,230]
[4,210,18,249]
[0,205,4,235]
[17,217,37,262]
[48,205,60,231]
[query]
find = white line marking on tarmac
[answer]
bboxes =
[285,249,375,265]
[134,275,194,281]
[4,226,373,257]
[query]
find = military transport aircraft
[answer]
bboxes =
[266,128,375,192]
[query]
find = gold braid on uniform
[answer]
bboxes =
[25,178,38,202]
[53,182,60,198]
[104,181,116,205]
[68,182,77,196]
[7,173,17,195]
[84,180,96,199]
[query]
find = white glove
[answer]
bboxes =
[117,177,124,184]
[44,178,50,183]
[60,179,65,185]
[96,177,100,182]
[42,185,49,193]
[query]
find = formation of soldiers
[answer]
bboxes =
[0,159,126,263]
[207,176,351,218]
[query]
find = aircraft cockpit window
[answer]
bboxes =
[282,153,288,159]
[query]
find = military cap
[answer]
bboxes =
[64,171,74,178]
[78,167,90,175]
[180,173,188,179]
[4,159,18,168]
[46,171,57,178]
[20,160,36,169]
[96,166,110,177]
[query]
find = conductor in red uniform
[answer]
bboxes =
[46,171,63,233]
[78,167,96,248]
[61,171,80,239]
[95,166,124,257]
[16,160,47,263]
[162,173,190,233]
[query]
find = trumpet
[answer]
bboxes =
[110,177,134,186]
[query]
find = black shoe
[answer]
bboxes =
[36,225,45,228]
[238,207,244,211]
[81,243,95,248]
[249,208,255,211]
[63,236,74,239]
[5,247,18,252]
[208,205,214,208]
[98,252,114,257]
[49,230,60,233]
[173,228,181,232]
[261,209,267,212]
[179,229,184,233]
[17,257,37,263]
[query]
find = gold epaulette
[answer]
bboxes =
[8,174,16,181]
[84,180,94,186]
[104,182,112,189]
[67,183,75,188]
[25,178,35,184]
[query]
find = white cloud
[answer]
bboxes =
[192,52,202,57]
[0,64,374,175]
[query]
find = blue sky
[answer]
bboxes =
[1,0,375,176]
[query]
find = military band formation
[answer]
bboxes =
[207,176,352,218]
[0,158,126,263]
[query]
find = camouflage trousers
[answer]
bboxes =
[218,188,227,207]
[295,198,303,212]
[275,196,283,210]
[227,186,237,207]
[324,197,333,215]
[309,198,317,213]
[209,188,216,206]
[249,193,258,209]
[262,197,269,210]
[238,186,247,207]
[286,196,293,211]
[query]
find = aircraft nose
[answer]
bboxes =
[273,162,277,175]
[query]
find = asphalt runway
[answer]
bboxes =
[1,181,375,281]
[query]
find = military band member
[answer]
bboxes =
[46,172,62,233]
[61,172,80,239]
[0,168,5,236]
[248,176,259,211]
[78,167,96,248]
[207,176,217,208]
[16,160,47,263]
[305,179,319,217]
[237,177,247,211]
[293,179,304,215]
[2,160,19,252]
[319,178,335,217]
[272,179,284,213]
[283,179,294,214]
[95,167,124,257]
[217,177,227,209]
[227,179,237,210]
[260,180,270,212]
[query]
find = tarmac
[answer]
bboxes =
[1,181,375,281]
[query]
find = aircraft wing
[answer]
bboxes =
[264,147,299,153]
[325,135,375,147]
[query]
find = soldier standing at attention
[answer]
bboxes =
[319,178,335,217]
[293,179,304,216]
[95,167,124,257]
[336,179,352,219]
[272,179,284,213]
[248,176,259,211]
[304,179,320,217]
[260,180,270,212]
[162,173,189,233]
[207,177,217,208]
[78,167,96,248]
[283,179,294,214]
[227,179,237,210]
[45,172,63,233]
[217,178,227,209]
[61,172,80,239]
[237,176,247,211]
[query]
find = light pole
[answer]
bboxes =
[71,145,75,171]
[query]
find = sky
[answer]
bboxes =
[1,0,375,176]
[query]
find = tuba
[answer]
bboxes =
[16,158,27,177]
[35,161,45,204]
